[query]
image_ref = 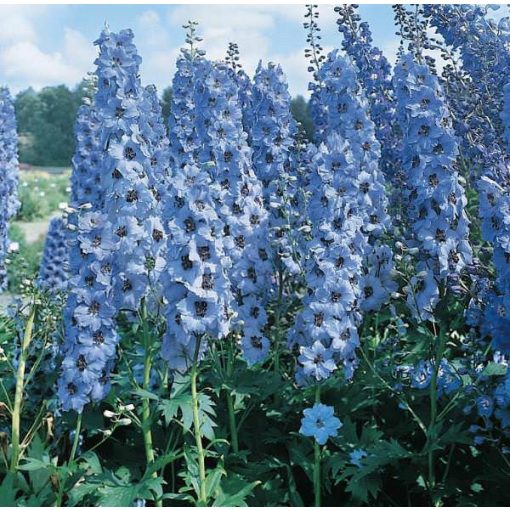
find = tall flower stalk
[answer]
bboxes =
[0,87,20,291]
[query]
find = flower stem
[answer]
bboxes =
[140,301,161,506]
[314,384,321,507]
[69,412,83,463]
[226,343,239,453]
[10,303,37,472]
[427,327,447,502]
[191,336,207,506]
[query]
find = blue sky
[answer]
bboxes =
[0,4,399,97]
[0,4,504,98]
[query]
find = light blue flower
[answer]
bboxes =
[299,403,343,445]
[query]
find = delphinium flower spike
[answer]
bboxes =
[194,60,273,366]
[59,28,166,411]
[0,87,20,291]
[290,132,364,383]
[244,61,303,276]
[161,56,234,371]
[37,217,70,293]
[394,53,472,320]
[335,5,398,179]
[314,50,396,312]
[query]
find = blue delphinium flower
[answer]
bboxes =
[194,60,273,366]
[425,4,510,154]
[312,50,396,312]
[394,53,472,321]
[59,28,166,411]
[70,103,102,210]
[299,403,342,445]
[167,43,205,171]
[349,448,368,467]
[95,30,166,313]
[335,5,399,179]
[0,87,20,291]
[298,340,337,381]
[244,62,302,275]
[290,133,364,383]
[37,217,70,293]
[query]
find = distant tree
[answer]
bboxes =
[290,95,314,141]
[160,86,172,125]
[15,84,85,167]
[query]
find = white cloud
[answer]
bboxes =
[0,7,95,92]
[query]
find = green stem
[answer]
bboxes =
[226,342,239,453]
[314,384,321,507]
[273,268,284,375]
[191,336,207,506]
[10,303,37,472]
[140,302,161,506]
[427,327,447,501]
[69,413,83,463]
[226,393,239,454]
[314,441,321,507]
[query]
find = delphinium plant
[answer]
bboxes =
[393,49,473,501]
[58,28,168,506]
[0,87,20,292]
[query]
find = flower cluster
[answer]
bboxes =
[162,57,234,371]
[0,87,20,291]
[394,54,472,320]
[70,103,102,210]
[424,5,510,149]
[194,61,273,366]
[59,28,166,411]
[313,50,395,311]
[244,61,303,275]
[37,216,70,292]
[335,4,399,179]
[290,133,364,383]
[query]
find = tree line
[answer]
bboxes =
[14,83,312,167]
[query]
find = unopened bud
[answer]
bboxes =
[103,410,115,418]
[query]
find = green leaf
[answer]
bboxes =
[0,473,20,506]
[213,473,260,507]
[18,457,51,472]
[481,362,507,377]
[97,485,137,507]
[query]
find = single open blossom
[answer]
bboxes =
[299,403,343,445]
[298,340,337,381]
[0,87,20,291]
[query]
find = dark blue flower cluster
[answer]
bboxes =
[0,87,19,291]
[70,103,102,210]
[37,217,70,293]
[394,54,472,320]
